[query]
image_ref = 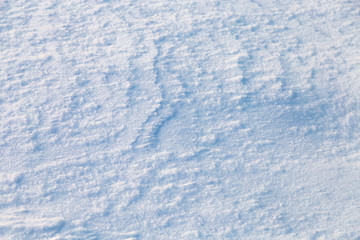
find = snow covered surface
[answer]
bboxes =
[1,0,360,239]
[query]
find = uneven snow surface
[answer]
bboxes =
[1,0,360,239]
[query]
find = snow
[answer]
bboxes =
[1,0,360,239]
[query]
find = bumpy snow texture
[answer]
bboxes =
[1,0,360,239]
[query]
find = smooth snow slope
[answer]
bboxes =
[1,0,360,239]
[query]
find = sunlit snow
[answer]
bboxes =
[1,0,360,239]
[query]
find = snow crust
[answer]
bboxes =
[1,0,360,239]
